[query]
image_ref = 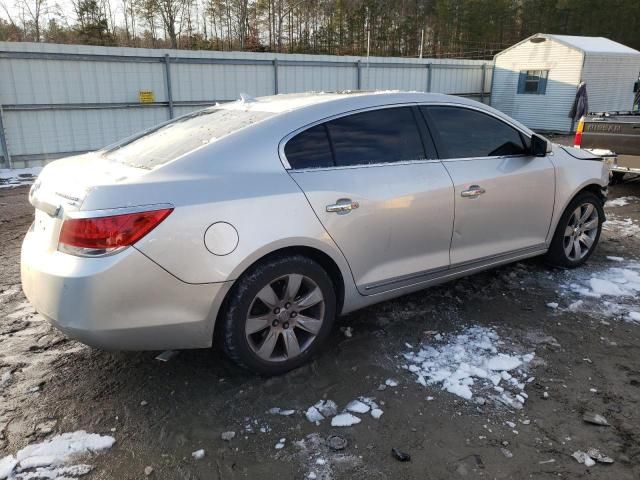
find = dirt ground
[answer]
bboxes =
[1,179,640,479]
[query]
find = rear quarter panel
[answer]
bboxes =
[128,123,355,294]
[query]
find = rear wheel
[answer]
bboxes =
[220,255,336,375]
[545,191,603,268]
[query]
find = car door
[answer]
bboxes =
[421,105,555,266]
[283,105,455,294]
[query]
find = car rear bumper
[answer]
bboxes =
[21,228,232,351]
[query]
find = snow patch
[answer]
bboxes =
[330,413,361,427]
[562,260,640,320]
[603,216,640,237]
[401,326,535,405]
[191,449,205,460]
[604,196,639,208]
[304,400,337,423]
[0,168,42,189]
[345,400,370,414]
[0,431,114,479]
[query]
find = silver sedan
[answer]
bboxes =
[21,92,609,375]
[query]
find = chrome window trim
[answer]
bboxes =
[278,102,434,171]
[64,203,175,220]
[440,153,530,162]
[288,158,442,173]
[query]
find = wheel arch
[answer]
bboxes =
[548,179,607,245]
[213,242,352,341]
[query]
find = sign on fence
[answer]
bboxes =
[138,91,155,103]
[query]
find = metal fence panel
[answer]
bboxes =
[0,42,492,168]
[278,65,358,94]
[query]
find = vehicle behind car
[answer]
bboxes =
[574,111,640,181]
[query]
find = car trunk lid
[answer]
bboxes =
[28,153,148,250]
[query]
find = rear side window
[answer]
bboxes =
[423,106,527,159]
[327,107,426,167]
[284,124,334,169]
[104,108,274,169]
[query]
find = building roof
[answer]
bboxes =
[548,34,640,55]
[496,33,640,57]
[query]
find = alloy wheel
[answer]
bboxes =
[245,274,325,362]
[563,202,599,261]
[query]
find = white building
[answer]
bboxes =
[491,33,640,133]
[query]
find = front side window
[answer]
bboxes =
[104,108,274,169]
[326,107,426,167]
[517,70,549,95]
[423,106,528,159]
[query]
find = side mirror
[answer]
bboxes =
[531,134,549,156]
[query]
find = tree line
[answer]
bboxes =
[1,0,639,59]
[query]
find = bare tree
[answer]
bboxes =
[275,0,306,52]
[154,0,190,48]
[7,0,48,41]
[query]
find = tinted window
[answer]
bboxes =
[424,106,527,158]
[326,107,426,166]
[285,124,334,169]
[104,108,274,169]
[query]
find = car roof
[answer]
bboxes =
[215,91,534,137]
[217,91,463,113]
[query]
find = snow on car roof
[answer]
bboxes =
[217,90,422,114]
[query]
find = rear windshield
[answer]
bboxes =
[103,108,274,169]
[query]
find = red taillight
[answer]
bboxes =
[59,208,173,255]
[573,117,584,148]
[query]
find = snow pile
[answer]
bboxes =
[191,449,205,460]
[305,400,338,424]
[603,216,640,237]
[401,326,535,407]
[305,397,383,427]
[0,431,115,479]
[604,196,638,208]
[562,260,640,319]
[267,407,295,416]
[331,413,361,427]
[344,399,369,414]
[0,168,41,189]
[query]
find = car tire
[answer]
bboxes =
[220,255,336,376]
[545,191,604,268]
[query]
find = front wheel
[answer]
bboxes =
[220,255,336,375]
[545,191,604,268]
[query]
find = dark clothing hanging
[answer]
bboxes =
[569,83,589,121]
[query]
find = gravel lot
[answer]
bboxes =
[1,180,639,479]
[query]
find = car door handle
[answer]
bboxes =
[461,185,486,198]
[326,199,359,214]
